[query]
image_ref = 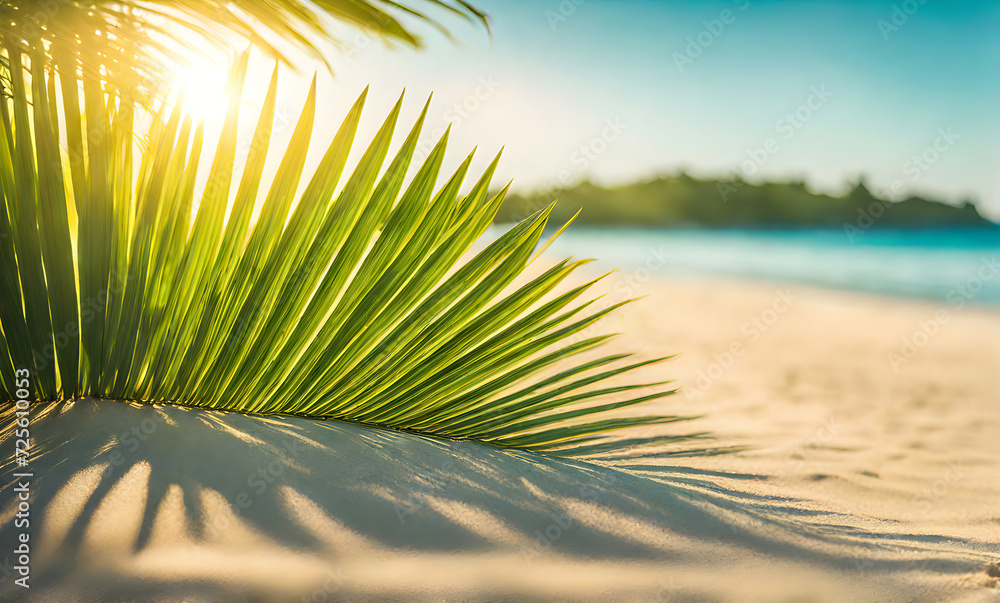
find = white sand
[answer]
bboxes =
[1,269,998,602]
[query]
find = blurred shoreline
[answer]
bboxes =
[486,225,1000,307]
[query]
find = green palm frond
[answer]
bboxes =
[0,54,702,457]
[1,0,488,95]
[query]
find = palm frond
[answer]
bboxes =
[1,0,489,95]
[0,53,703,457]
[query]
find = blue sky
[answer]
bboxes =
[198,0,1000,219]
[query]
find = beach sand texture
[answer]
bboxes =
[1,265,998,602]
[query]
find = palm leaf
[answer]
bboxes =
[0,28,707,455]
[1,0,489,96]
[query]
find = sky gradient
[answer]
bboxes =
[186,0,1000,219]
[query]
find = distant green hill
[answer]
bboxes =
[495,174,995,230]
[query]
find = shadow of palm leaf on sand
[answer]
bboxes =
[0,399,993,601]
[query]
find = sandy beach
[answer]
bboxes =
[2,265,998,602]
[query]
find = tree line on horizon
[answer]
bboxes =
[495,173,994,229]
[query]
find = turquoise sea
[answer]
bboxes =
[520,227,1000,306]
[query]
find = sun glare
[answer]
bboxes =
[171,62,233,123]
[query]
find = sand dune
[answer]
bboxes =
[1,271,998,602]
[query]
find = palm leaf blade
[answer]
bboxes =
[0,48,705,458]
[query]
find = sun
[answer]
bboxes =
[170,61,233,123]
